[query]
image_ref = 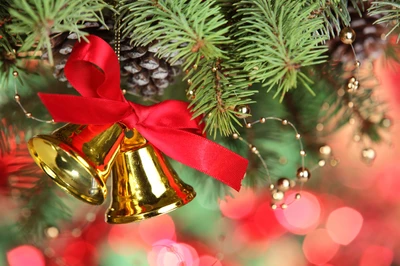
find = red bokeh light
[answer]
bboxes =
[63,240,97,266]
[302,228,340,265]
[219,188,257,220]
[359,245,394,266]
[108,223,144,254]
[139,215,176,245]
[7,245,45,266]
[326,207,363,245]
[197,255,222,266]
[275,191,321,235]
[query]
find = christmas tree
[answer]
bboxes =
[1,0,400,265]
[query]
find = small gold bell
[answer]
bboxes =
[28,123,124,205]
[106,129,196,224]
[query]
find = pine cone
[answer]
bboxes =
[120,39,182,97]
[44,23,182,98]
[328,5,388,63]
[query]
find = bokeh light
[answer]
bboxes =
[253,201,286,239]
[274,191,320,235]
[264,237,306,266]
[108,223,144,254]
[196,255,222,266]
[326,207,363,245]
[303,228,340,265]
[219,188,257,220]
[148,239,199,266]
[139,215,176,245]
[63,240,97,266]
[7,245,45,266]
[360,245,393,266]
[376,163,400,203]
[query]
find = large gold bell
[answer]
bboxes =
[106,129,196,223]
[28,123,124,205]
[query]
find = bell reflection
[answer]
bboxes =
[106,129,196,223]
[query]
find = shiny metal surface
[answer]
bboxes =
[106,130,196,223]
[28,123,124,205]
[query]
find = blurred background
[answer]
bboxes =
[0,56,399,266]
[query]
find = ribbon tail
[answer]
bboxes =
[136,126,248,191]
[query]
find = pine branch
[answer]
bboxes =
[17,178,71,242]
[187,59,257,138]
[369,1,400,42]
[307,0,365,38]
[234,0,328,101]
[119,0,230,69]
[7,0,112,65]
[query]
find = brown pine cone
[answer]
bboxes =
[328,5,388,63]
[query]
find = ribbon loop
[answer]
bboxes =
[39,35,248,191]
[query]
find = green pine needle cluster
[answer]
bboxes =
[235,0,328,100]
[120,0,230,69]
[307,0,364,38]
[369,0,400,42]
[8,0,112,65]
[187,59,256,137]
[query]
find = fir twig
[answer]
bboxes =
[307,0,364,38]
[369,1,400,43]
[187,59,256,138]
[7,0,112,65]
[17,178,71,242]
[119,0,230,69]
[234,0,328,101]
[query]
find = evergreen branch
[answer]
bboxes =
[187,59,257,138]
[7,0,111,65]
[120,0,230,69]
[17,177,71,242]
[234,0,328,101]
[307,0,365,38]
[369,1,400,42]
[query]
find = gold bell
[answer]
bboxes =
[106,129,196,223]
[28,123,124,205]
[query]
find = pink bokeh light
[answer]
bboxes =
[326,207,363,245]
[219,188,257,220]
[274,191,321,235]
[148,240,199,266]
[376,163,400,203]
[139,215,176,245]
[197,255,222,266]
[7,245,45,266]
[303,228,340,265]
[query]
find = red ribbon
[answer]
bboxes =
[38,35,248,191]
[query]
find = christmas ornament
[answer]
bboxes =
[296,167,311,183]
[234,105,251,119]
[34,35,248,195]
[106,129,195,224]
[361,148,376,164]
[28,123,124,205]
[276,177,293,192]
[347,77,360,92]
[340,27,356,45]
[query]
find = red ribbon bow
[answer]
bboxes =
[39,35,248,191]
